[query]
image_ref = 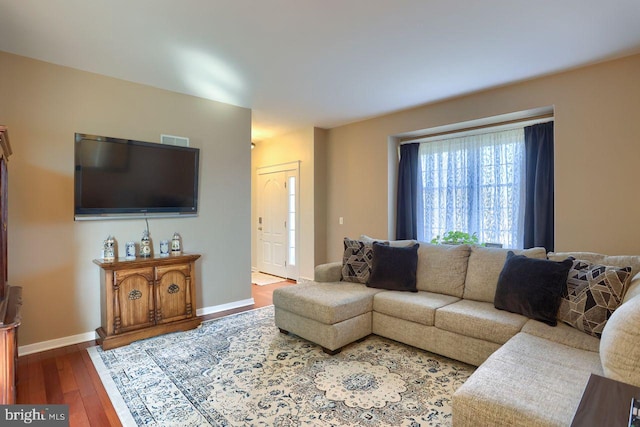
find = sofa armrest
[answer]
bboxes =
[600,293,640,387]
[314,262,342,282]
[623,272,640,303]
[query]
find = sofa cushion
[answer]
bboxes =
[521,319,600,352]
[548,251,640,277]
[272,282,382,325]
[548,252,640,304]
[435,299,528,345]
[600,295,640,388]
[416,242,471,297]
[341,238,388,284]
[452,333,603,427]
[373,291,459,326]
[558,259,632,338]
[463,246,547,303]
[367,242,419,292]
[359,234,417,247]
[494,252,572,326]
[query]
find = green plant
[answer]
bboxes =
[430,230,482,246]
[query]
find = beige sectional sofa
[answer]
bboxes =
[272,241,640,426]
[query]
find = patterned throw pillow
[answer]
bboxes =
[342,238,387,283]
[558,259,632,338]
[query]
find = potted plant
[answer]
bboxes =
[430,231,482,246]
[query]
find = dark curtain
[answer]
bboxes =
[524,121,554,251]
[396,143,419,240]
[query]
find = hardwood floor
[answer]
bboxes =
[16,280,294,427]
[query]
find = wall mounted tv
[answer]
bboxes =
[74,133,200,220]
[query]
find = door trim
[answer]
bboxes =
[257,161,300,176]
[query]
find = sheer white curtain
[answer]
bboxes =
[416,128,525,248]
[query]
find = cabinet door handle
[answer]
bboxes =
[128,289,142,300]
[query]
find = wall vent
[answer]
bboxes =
[161,134,189,147]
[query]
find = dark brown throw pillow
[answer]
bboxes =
[367,242,419,292]
[494,251,573,326]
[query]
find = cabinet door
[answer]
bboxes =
[155,263,193,324]
[114,267,155,333]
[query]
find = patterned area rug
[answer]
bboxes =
[88,307,474,426]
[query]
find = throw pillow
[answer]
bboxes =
[341,238,387,283]
[367,242,419,292]
[494,251,573,326]
[558,259,632,338]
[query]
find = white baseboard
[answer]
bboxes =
[196,298,255,316]
[19,298,256,356]
[19,331,97,356]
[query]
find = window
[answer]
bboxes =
[287,175,296,266]
[416,127,525,248]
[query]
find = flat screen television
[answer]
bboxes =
[74,133,200,220]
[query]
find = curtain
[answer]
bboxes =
[416,128,525,248]
[524,121,554,251]
[395,143,419,239]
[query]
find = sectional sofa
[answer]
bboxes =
[272,238,640,426]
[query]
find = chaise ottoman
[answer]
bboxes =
[273,281,383,354]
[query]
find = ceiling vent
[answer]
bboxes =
[161,134,189,147]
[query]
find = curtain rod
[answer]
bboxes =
[399,113,554,145]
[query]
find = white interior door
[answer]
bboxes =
[257,171,288,278]
[257,162,300,280]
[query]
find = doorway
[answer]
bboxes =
[256,162,299,280]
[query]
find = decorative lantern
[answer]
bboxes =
[159,240,170,257]
[140,229,152,258]
[125,241,136,260]
[171,232,182,256]
[103,235,115,262]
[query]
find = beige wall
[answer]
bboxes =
[313,127,328,266]
[251,127,325,280]
[325,53,640,262]
[0,51,252,347]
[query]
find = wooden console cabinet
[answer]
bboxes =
[0,125,21,404]
[94,254,202,350]
[0,284,21,404]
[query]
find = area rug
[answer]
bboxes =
[88,306,474,426]
[251,271,285,286]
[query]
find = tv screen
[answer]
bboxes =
[74,133,199,219]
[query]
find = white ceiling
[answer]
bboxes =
[1,0,640,141]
